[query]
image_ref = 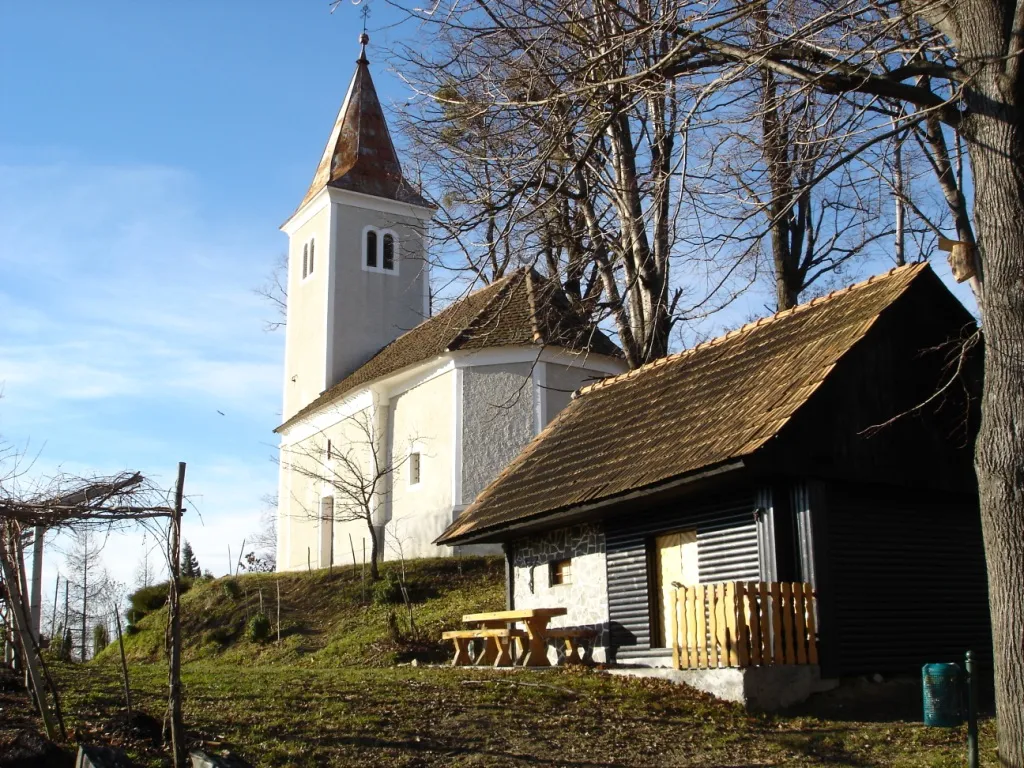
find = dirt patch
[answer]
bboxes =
[0,669,22,694]
[104,711,163,748]
[0,729,74,768]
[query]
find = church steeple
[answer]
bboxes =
[298,34,430,211]
[279,34,433,424]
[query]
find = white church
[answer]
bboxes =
[274,36,625,571]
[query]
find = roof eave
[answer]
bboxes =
[436,458,747,545]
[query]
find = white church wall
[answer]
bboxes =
[327,203,429,389]
[385,369,455,560]
[279,404,379,571]
[543,362,619,422]
[282,205,331,422]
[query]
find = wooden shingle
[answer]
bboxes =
[438,263,935,544]
[276,269,620,432]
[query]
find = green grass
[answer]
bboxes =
[111,556,506,667]
[48,661,997,767]
[4,557,999,766]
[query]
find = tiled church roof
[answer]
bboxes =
[276,268,621,432]
[437,263,939,544]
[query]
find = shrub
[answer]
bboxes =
[371,573,404,605]
[127,579,194,623]
[247,612,271,642]
[206,626,232,646]
[92,623,109,656]
[129,583,169,619]
[221,578,241,600]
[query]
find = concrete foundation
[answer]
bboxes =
[606,664,837,712]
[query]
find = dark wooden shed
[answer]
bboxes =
[438,263,990,677]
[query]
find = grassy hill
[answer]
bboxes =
[108,555,505,667]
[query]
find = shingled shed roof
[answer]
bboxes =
[296,41,431,212]
[438,262,936,544]
[276,268,621,432]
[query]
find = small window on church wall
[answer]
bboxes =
[309,239,315,274]
[302,243,309,278]
[409,452,421,486]
[366,230,377,268]
[326,439,333,461]
[382,233,395,271]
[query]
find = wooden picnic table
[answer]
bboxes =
[462,608,568,667]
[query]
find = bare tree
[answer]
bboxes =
[64,529,111,662]
[393,0,1024,753]
[255,252,288,332]
[247,498,278,573]
[280,409,417,581]
[133,532,160,589]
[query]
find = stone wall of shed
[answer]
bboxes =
[511,523,610,662]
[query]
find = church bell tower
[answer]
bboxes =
[280,33,434,422]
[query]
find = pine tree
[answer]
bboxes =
[181,541,200,579]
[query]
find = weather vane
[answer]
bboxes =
[360,3,371,33]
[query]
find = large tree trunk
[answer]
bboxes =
[970,140,1024,766]
[961,23,1024,756]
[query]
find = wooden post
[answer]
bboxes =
[770,583,784,665]
[781,582,796,664]
[348,533,357,572]
[306,547,311,574]
[0,534,56,740]
[361,540,366,603]
[746,582,761,666]
[793,583,807,665]
[276,580,281,644]
[49,574,60,642]
[670,588,680,669]
[166,462,186,768]
[30,527,44,643]
[80,541,87,662]
[113,608,133,718]
[804,584,819,665]
[62,581,69,660]
[707,585,719,668]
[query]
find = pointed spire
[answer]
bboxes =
[296,34,430,211]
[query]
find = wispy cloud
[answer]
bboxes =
[1,159,283,595]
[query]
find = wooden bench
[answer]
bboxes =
[442,628,527,667]
[546,628,598,665]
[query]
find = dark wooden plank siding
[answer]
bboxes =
[605,488,761,657]
[820,482,990,676]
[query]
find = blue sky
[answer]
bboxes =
[1,1,976,598]
[0,0,418,589]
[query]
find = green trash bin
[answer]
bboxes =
[923,662,963,727]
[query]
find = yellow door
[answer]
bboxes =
[655,530,698,647]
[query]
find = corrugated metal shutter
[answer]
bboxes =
[606,488,760,657]
[824,485,990,675]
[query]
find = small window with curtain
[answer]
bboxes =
[550,559,572,586]
[302,243,309,278]
[366,229,377,268]
[382,233,395,271]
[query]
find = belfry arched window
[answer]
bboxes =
[382,233,395,271]
[365,230,378,268]
[362,227,399,274]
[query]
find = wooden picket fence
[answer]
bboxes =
[671,581,818,669]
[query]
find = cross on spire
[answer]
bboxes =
[358,6,371,62]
